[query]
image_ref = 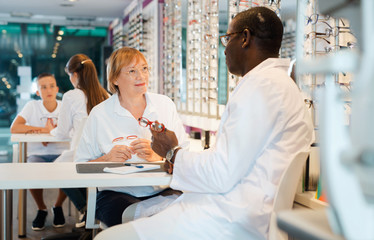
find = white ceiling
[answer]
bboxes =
[0,0,133,27]
[0,0,297,28]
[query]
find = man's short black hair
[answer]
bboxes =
[234,6,283,54]
[37,73,54,81]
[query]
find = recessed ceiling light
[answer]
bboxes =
[56,36,62,41]
[60,3,74,7]
[58,30,64,35]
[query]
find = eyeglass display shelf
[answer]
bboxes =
[297,49,359,74]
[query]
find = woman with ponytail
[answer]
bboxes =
[51,54,109,157]
[50,54,109,228]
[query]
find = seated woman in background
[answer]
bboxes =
[74,47,189,227]
[51,53,109,227]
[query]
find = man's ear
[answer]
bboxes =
[36,90,40,96]
[242,29,251,48]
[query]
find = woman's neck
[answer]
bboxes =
[118,93,147,120]
[43,100,58,113]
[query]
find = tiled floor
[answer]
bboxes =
[10,189,83,240]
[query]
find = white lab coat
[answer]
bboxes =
[75,92,189,197]
[50,88,88,162]
[131,58,314,239]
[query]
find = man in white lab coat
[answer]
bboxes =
[95,6,314,240]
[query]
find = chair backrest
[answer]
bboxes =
[71,116,88,159]
[268,151,309,240]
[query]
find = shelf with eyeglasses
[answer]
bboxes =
[109,18,124,51]
[281,19,297,59]
[296,0,356,127]
[179,0,225,120]
[227,0,282,100]
[119,0,160,94]
[162,0,182,106]
[141,1,159,93]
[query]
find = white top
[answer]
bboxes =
[50,88,87,162]
[75,92,189,197]
[131,58,314,240]
[17,100,69,156]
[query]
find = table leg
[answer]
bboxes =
[18,142,27,238]
[1,190,13,240]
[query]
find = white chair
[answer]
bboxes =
[268,151,309,240]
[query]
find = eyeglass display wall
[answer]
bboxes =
[227,0,282,96]
[281,19,296,59]
[185,0,221,118]
[162,0,183,107]
[298,0,356,127]
[109,0,160,94]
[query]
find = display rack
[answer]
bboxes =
[162,0,182,105]
[298,0,356,127]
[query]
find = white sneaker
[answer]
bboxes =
[76,211,86,228]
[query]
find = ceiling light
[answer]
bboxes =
[52,54,57,58]
[56,36,62,41]
[18,53,23,58]
[60,3,74,7]
[58,30,64,35]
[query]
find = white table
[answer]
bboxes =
[9,133,71,238]
[0,162,171,240]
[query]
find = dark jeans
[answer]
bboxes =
[96,188,181,227]
[62,188,87,212]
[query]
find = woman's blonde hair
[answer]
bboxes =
[106,47,147,94]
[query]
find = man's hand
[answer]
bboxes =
[150,122,178,158]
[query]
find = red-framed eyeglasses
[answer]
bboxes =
[138,117,165,132]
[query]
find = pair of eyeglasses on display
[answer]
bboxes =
[138,117,165,132]
[304,32,331,44]
[305,13,330,25]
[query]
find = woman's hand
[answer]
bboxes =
[105,145,134,162]
[130,138,162,162]
[43,118,56,133]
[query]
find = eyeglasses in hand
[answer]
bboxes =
[138,117,165,132]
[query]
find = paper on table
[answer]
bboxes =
[103,164,160,175]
